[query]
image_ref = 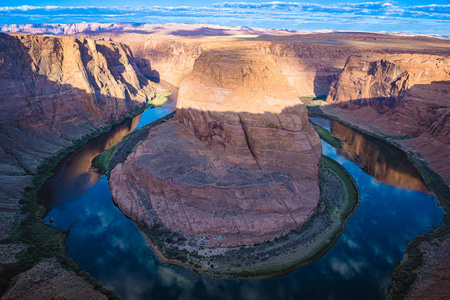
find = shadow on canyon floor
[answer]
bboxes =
[312,65,342,97]
[0,31,156,247]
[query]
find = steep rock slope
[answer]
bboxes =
[110,49,321,248]
[176,49,322,177]
[128,39,203,87]
[326,53,450,182]
[76,31,363,95]
[0,32,155,240]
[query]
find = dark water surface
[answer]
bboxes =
[42,108,444,299]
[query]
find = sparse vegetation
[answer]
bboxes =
[310,120,343,149]
[388,154,450,300]
[307,101,450,300]
[92,111,175,175]
[134,154,360,279]
[0,100,159,298]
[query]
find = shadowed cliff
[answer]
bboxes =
[326,53,450,183]
[0,32,157,242]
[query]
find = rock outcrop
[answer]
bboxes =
[2,26,449,296]
[0,32,158,298]
[326,53,450,182]
[2,258,107,300]
[78,30,450,100]
[176,49,322,177]
[0,32,156,241]
[110,49,321,248]
[404,238,450,300]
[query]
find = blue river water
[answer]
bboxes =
[42,105,445,300]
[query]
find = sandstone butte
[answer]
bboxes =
[109,48,322,247]
[0,24,449,299]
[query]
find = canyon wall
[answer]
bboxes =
[176,49,322,177]
[1,27,448,296]
[326,53,450,182]
[110,48,321,248]
[75,31,363,96]
[128,39,203,87]
[0,33,156,241]
[127,39,356,96]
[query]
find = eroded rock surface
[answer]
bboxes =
[0,32,157,298]
[110,49,321,248]
[0,33,156,241]
[405,238,450,300]
[2,258,107,300]
[176,49,322,178]
[326,53,450,183]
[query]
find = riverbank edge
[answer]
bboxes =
[92,112,176,176]
[104,132,359,280]
[309,120,343,149]
[306,100,450,300]
[0,88,171,298]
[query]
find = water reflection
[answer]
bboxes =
[41,81,178,209]
[40,114,142,209]
[310,117,429,193]
[42,105,444,299]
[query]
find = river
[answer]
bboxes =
[40,99,444,299]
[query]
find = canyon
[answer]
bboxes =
[326,53,450,183]
[0,32,159,298]
[0,24,449,299]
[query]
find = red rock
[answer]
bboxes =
[110,48,321,247]
[326,53,450,183]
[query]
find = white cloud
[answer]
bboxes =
[0,2,448,34]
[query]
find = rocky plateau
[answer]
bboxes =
[327,53,450,183]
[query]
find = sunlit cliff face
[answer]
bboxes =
[331,121,429,193]
[176,48,322,178]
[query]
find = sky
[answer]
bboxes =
[0,1,449,34]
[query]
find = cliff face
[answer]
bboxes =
[128,40,356,96]
[110,48,321,248]
[176,49,322,177]
[0,33,156,241]
[254,41,357,97]
[128,39,203,87]
[326,53,450,182]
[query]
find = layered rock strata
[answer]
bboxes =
[326,53,450,183]
[0,32,157,297]
[110,49,321,248]
[0,33,156,241]
[77,30,450,99]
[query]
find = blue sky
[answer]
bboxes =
[1,1,449,34]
